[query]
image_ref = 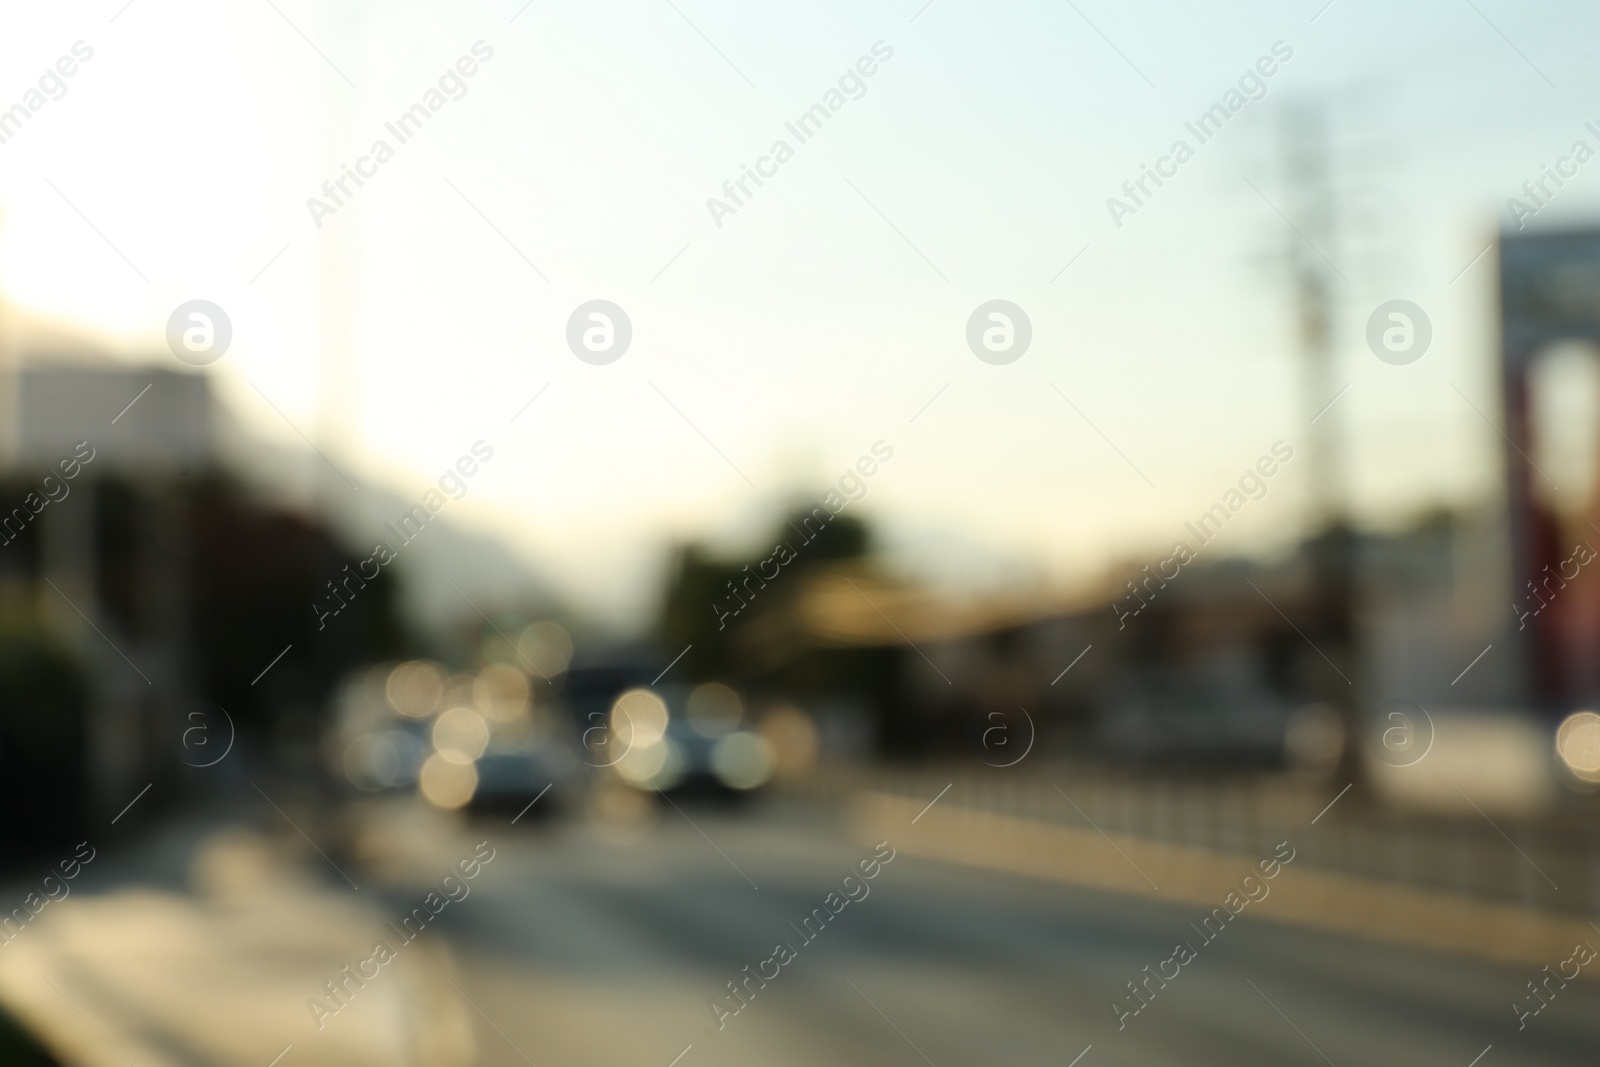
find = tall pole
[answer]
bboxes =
[1279,102,1360,771]
[1284,103,1341,524]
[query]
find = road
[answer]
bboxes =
[381,796,1598,1067]
[1,789,1594,1066]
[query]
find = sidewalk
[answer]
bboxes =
[0,808,476,1067]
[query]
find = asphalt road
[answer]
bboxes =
[376,797,1600,1067]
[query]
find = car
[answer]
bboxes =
[606,683,776,800]
[466,745,581,818]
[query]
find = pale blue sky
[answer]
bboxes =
[2,0,1599,622]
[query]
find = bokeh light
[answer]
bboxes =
[433,708,490,765]
[473,663,530,723]
[385,660,444,719]
[686,682,742,738]
[517,621,574,679]
[418,752,479,810]
[611,688,668,749]
[1557,710,1600,784]
[711,733,775,790]
[615,737,684,791]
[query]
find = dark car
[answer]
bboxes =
[608,683,775,800]
[467,745,582,818]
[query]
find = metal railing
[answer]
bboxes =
[784,761,1600,918]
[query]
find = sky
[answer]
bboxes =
[3,0,1600,625]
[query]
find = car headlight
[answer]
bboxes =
[711,732,775,790]
[615,737,685,792]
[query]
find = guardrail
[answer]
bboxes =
[782,762,1600,919]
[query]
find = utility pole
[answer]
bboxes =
[1283,103,1341,522]
[1276,101,1360,774]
